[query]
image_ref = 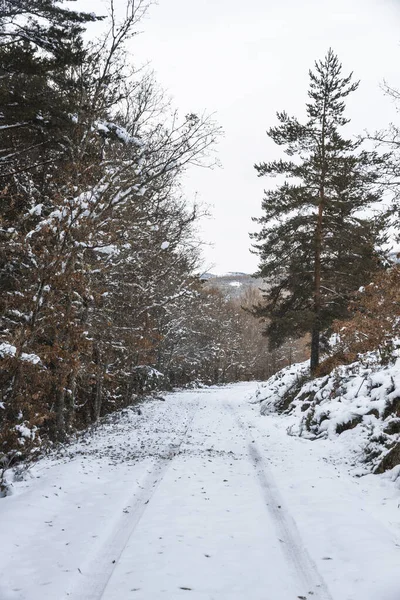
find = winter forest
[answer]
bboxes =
[1,1,400,599]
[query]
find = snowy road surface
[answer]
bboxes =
[1,383,400,600]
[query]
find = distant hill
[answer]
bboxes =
[199,272,264,299]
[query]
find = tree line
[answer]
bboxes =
[0,0,293,467]
[3,2,396,468]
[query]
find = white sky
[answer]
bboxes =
[83,0,400,274]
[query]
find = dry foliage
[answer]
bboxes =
[321,265,400,372]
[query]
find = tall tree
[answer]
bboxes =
[0,0,101,181]
[368,82,400,247]
[251,49,384,372]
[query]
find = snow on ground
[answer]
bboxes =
[256,360,310,415]
[257,353,400,474]
[0,384,400,600]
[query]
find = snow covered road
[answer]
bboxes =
[1,383,399,600]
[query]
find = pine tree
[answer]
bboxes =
[251,49,385,372]
[0,0,101,181]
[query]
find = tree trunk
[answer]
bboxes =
[55,386,66,441]
[310,326,320,372]
[94,369,103,421]
[312,93,327,373]
[312,199,324,373]
[92,343,104,421]
[65,371,77,432]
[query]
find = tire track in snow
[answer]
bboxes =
[247,443,333,600]
[63,400,200,600]
[226,403,334,600]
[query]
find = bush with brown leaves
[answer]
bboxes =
[330,265,400,366]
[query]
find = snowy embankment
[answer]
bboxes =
[255,352,400,478]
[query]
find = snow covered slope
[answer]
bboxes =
[1,384,399,599]
[256,353,400,475]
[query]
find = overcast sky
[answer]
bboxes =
[86,0,400,274]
